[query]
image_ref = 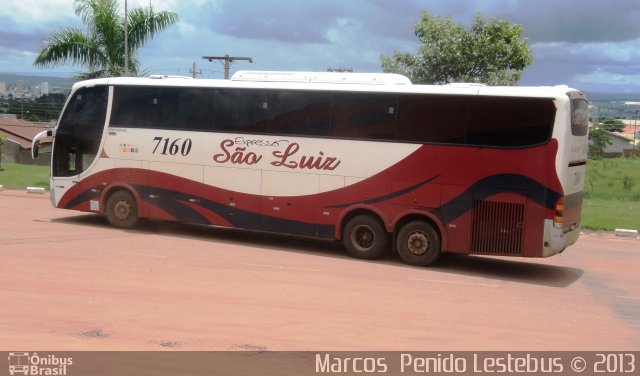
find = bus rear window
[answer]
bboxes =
[571,98,589,136]
[467,96,556,147]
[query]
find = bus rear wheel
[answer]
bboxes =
[106,190,139,229]
[343,215,389,260]
[396,221,441,266]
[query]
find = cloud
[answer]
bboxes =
[487,0,640,43]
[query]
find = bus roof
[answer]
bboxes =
[74,72,581,99]
[230,70,412,85]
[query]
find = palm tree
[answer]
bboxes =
[34,0,178,78]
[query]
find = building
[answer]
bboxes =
[0,115,52,166]
[604,132,634,155]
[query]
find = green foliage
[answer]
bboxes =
[582,199,640,231]
[598,117,625,132]
[582,158,640,230]
[381,12,532,85]
[0,163,50,189]
[588,127,612,157]
[1,94,67,121]
[34,0,178,78]
[585,158,640,201]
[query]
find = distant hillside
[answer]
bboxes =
[0,73,76,88]
[587,91,640,119]
[586,91,640,102]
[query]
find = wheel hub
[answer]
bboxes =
[406,231,429,256]
[114,201,131,220]
[353,225,375,251]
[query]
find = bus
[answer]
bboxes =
[32,71,588,266]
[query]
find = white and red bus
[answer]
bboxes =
[33,71,588,266]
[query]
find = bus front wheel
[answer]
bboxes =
[343,215,389,260]
[396,221,441,266]
[106,190,139,229]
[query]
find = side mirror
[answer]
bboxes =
[31,130,51,159]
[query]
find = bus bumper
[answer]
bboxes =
[542,219,580,257]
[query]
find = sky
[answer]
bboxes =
[1,0,640,93]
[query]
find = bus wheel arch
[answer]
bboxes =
[393,214,444,266]
[104,187,140,229]
[340,209,390,260]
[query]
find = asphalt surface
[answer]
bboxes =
[1,190,639,351]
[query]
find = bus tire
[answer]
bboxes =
[343,215,389,260]
[106,190,139,229]
[396,221,441,266]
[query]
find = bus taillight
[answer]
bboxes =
[553,197,565,228]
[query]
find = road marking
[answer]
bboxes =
[408,277,500,288]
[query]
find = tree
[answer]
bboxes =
[599,117,625,133]
[588,127,612,158]
[34,0,178,78]
[381,12,532,85]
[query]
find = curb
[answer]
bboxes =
[26,187,46,194]
[615,228,639,238]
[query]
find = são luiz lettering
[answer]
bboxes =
[213,139,341,171]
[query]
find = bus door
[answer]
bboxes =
[51,86,108,208]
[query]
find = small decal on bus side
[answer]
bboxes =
[90,200,100,211]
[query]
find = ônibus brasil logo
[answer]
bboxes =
[7,352,73,376]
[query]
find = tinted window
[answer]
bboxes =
[212,89,269,133]
[160,88,212,130]
[397,94,468,144]
[571,98,589,136]
[111,86,161,128]
[467,96,555,147]
[267,90,331,136]
[54,86,108,176]
[111,87,212,130]
[331,92,396,139]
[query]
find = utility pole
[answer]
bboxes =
[203,54,253,79]
[189,62,202,78]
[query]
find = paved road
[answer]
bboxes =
[0,190,638,351]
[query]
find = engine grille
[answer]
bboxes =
[471,200,525,255]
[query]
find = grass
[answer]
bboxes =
[0,162,50,189]
[584,158,640,201]
[0,158,638,231]
[583,157,640,230]
[581,198,639,230]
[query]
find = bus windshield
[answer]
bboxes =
[53,86,108,177]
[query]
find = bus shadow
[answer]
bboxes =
[50,214,584,288]
[429,254,584,288]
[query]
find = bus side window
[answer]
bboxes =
[396,94,467,144]
[467,97,555,147]
[160,87,212,130]
[331,92,397,140]
[111,87,161,128]
[212,89,268,133]
[267,90,331,136]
